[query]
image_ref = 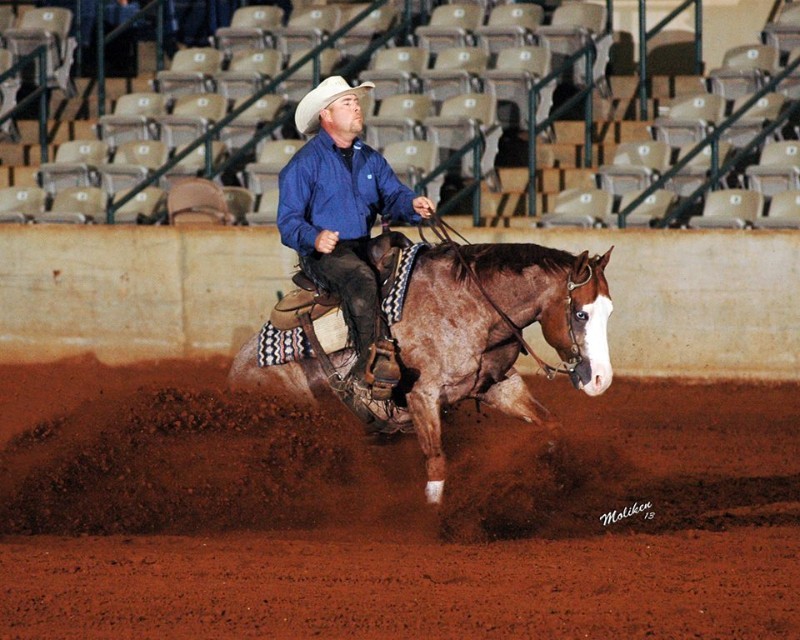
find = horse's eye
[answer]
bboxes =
[575,310,589,322]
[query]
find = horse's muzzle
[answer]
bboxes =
[569,359,593,390]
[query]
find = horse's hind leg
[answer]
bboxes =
[478,369,562,435]
[407,387,446,505]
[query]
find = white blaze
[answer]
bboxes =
[580,295,613,396]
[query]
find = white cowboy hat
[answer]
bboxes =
[294,76,375,135]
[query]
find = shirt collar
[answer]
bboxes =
[316,127,363,152]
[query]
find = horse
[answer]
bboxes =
[228,240,614,505]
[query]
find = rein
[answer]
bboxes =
[420,215,592,380]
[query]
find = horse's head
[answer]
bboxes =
[540,247,614,396]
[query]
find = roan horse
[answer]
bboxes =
[229,240,614,504]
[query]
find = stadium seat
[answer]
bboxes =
[482,45,553,132]
[222,185,256,225]
[241,139,305,194]
[99,140,170,196]
[37,139,109,196]
[600,188,677,228]
[154,93,228,150]
[246,187,280,226]
[0,186,47,223]
[94,92,169,150]
[744,140,800,196]
[336,4,399,60]
[0,5,15,32]
[163,142,228,188]
[538,187,612,228]
[762,2,800,59]
[275,6,342,59]
[533,1,612,96]
[153,47,224,100]
[476,3,543,62]
[595,140,673,196]
[364,93,434,151]
[358,47,429,102]
[3,7,77,95]
[419,46,488,107]
[111,187,167,224]
[35,186,108,224]
[221,94,288,154]
[649,92,727,146]
[414,4,483,58]
[720,92,786,150]
[687,188,763,229]
[422,93,502,188]
[666,142,733,198]
[278,48,342,105]
[753,188,800,229]
[214,48,282,102]
[707,44,779,100]
[212,4,283,55]
[167,177,232,226]
[383,140,444,204]
[777,47,800,99]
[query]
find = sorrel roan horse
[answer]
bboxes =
[229,241,614,504]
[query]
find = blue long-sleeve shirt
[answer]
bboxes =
[277,129,422,256]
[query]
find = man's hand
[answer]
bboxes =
[412,196,435,219]
[314,229,339,254]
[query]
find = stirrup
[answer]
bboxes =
[364,338,401,401]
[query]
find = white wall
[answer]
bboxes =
[0,226,798,380]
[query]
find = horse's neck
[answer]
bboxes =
[491,264,560,329]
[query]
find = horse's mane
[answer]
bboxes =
[423,243,574,283]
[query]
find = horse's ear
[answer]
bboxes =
[596,246,614,270]
[572,250,590,279]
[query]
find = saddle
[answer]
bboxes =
[270,230,414,331]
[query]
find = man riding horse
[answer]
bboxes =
[277,76,436,405]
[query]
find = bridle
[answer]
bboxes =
[420,215,593,380]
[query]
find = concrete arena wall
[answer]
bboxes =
[0,226,798,380]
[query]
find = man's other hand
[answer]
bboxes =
[412,196,435,219]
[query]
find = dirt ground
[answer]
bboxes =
[0,356,798,639]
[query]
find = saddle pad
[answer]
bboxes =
[382,242,427,325]
[258,307,349,367]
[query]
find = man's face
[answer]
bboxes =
[322,93,364,136]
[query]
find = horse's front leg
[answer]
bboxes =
[478,369,562,436]
[407,387,446,505]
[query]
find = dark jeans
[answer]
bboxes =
[300,238,380,377]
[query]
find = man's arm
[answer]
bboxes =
[277,164,320,256]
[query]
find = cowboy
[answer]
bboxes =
[277,76,435,400]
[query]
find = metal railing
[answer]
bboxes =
[417,136,484,224]
[638,0,703,120]
[107,0,408,223]
[0,46,49,163]
[617,53,800,228]
[97,0,169,118]
[527,44,596,217]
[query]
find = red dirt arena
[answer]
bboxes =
[0,356,797,639]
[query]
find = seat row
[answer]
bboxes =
[36,138,228,198]
[537,186,800,230]
[0,180,280,227]
[96,91,291,153]
[596,135,800,199]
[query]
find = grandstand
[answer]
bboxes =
[0,0,798,229]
